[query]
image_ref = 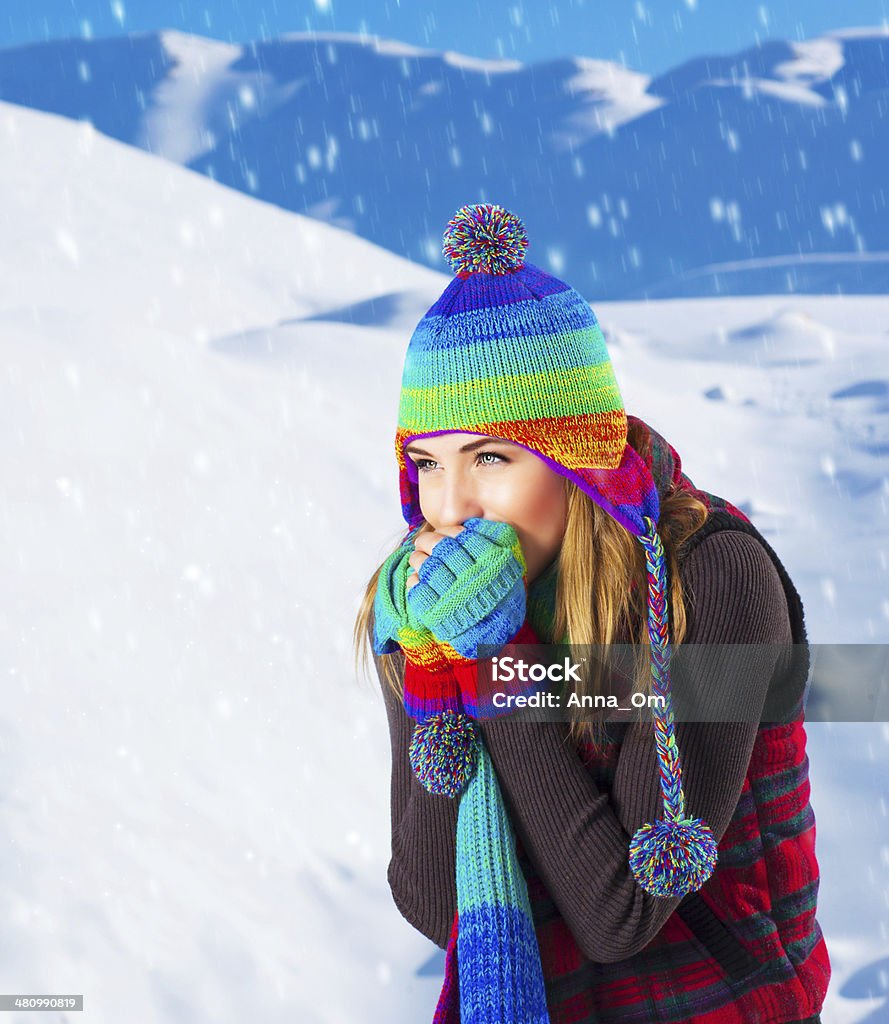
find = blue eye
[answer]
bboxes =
[412,451,510,473]
[477,451,507,466]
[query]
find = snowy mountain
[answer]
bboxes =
[1,26,888,299]
[0,96,887,1022]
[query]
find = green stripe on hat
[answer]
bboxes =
[398,363,622,433]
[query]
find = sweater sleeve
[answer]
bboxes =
[477,529,794,963]
[374,646,458,950]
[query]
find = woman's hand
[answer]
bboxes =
[375,519,542,723]
[405,525,465,591]
[405,517,528,661]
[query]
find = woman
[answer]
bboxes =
[353,203,830,1023]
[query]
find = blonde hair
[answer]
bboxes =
[352,418,709,752]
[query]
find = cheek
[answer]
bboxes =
[497,465,566,538]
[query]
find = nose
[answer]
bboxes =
[435,465,484,528]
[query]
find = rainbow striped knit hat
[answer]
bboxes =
[394,203,719,1022]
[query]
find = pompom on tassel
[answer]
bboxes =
[628,817,719,897]
[409,710,478,798]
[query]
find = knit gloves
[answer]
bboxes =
[409,517,528,657]
[373,517,540,724]
[373,517,526,660]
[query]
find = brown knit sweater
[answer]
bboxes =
[375,528,794,957]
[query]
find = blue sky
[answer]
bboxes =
[3,1,889,74]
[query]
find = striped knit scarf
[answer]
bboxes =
[401,413,750,1024]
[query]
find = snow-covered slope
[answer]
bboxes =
[0,99,887,1022]
[0,97,450,1023]
[1,26,888,298]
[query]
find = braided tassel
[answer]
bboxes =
[627,517,718,897]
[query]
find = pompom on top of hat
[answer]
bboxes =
[442,203,529,276]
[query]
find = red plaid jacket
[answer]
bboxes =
[519,717,829,1023]
[382,510,830,1023]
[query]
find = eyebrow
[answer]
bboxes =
[405,438,518,457]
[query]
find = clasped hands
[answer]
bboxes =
[372,516,528,674]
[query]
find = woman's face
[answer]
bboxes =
[404,432,568,583]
